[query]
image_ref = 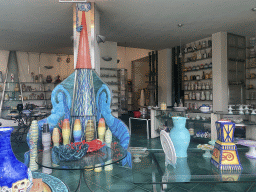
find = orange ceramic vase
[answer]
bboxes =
[62,119,70,145]
[97,118,106,142]
[52,128,60,147]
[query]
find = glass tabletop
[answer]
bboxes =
[36,142,127,170]
[132,148,256,184]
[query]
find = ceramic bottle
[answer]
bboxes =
[169,117,190,158]
[73,119,82,143]
[29,120,39,171]
[62,119,71,145]
[85,120,95,142]
[98,118,106,142]
[52,127,60,147]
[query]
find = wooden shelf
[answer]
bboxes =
[184,89,212,91]
[184,78,212,82]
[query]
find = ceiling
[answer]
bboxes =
[0,0,255,55]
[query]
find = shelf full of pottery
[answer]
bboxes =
[246,48,256,102]
[184,81,213,101]
[183,38,212,63]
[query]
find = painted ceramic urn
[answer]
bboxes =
[73,119,82,143]
[62,119,71,145]
[98,118,106,142]
[0,127,31,191]
[169,116,190,158]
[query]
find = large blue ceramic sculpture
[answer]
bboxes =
[25,6,131,168]
[0,127,31,191]
[170,117,190,158]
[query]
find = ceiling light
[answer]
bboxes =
[252,7,256,11]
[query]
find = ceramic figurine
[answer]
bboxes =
[98,118,106,142]
[11,73,14,82]
[62,119,71,145]
[52,128,60,147]
[0,127,31,191]
[85,120,95,142]
[211,120,242,170]
[29,120,39,171]
[169,117,190,158]
[73,119,82,143]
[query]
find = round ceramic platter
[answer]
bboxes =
[32,172,69,192]
[160,130,176,165]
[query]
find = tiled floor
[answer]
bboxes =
[11,117,256,192]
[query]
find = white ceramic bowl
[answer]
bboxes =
[200,106,210,113]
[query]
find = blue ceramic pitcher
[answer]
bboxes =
[170,116,190,158]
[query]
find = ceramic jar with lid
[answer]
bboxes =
[205,91,210,100]
[184,83,188,90]
[202,83,206,90]
[196,65,200,70]
[200,64,204,69]
[196,92,201,100]
[192,92,196,100]
[201,91,205,100]
[208,62,212,68]
[196,75,200,80]
[184,75,188,81]
[187,83,191,90]
[206,82,210,90]
[198,82,201,90]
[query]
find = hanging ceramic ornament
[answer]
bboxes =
[73,119,82,143]
[98,118,106,142]
[85,120,95,142]
[62,119,71,145]
[52,127,60,147]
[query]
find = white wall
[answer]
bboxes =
[158,49,172,106]
[117,47,151,79]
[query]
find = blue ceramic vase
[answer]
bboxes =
[170,116,190,158]
[0,127,31,190]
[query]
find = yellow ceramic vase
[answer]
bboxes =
[98,118,106,142]
[62,119,70,145]
[85,120,94,142]
[52,127,60,147]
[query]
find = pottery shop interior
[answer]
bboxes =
[2,1,256,192]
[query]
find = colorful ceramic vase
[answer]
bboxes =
[169,117,190,158]
[98,118,106,142]
[62,119,71,145]
[85,120,95,142]
[211,120,242,171]
[73,119,82,143]
[0,127,31,191]
[52,127,60,147]
[29,120,39,171]
[105,128,112,144]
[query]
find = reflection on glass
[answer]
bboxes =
[42,149,52,174]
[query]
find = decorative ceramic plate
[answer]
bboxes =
[31,172,69,192]
[160,130,176,165]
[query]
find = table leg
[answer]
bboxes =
[74,170,83,192]
[82,170,94,192]
[146,120,149,139]
[129,118,131,136]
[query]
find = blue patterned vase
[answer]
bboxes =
[170,117,190,158]
[0,127,31,191]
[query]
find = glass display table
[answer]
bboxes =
[132,148,256,190]
[36,142,127,192]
